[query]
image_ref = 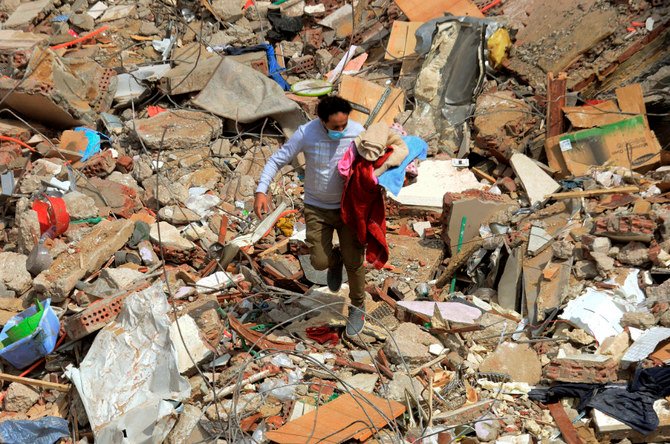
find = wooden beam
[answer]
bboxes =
[548,186,639,199]
[472,167,496,184]
[548,402,584,444]
[546,72,568,138]
[257,238,290,259]
[0,372,70,392]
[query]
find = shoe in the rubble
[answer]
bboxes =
[327,251,343,292]
[345,306,366,337]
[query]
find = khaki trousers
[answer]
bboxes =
[303,204,366,307]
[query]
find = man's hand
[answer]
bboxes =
[254,192,270,219]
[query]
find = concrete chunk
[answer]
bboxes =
[4,0,53,29]
[440,189,516,254]
[132,110,222,151]
[383,322,441,365]
[150,222,196,251]
[170,315,213,374]
[158,205,201,225]
[63,191,99,220]
[0,252,31,293]
[3,383,40,412]
[211,0,245,21]
[527,225,553,256]
[510,153,561,207]
[478,342,542,385]
[33,219,135,301]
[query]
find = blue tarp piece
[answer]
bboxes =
[0,416,70,444]
[73,127,109,162]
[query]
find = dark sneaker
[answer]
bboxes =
[327,251,343,292]
[345,306,366,337]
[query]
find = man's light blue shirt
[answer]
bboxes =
[256,118,364,209]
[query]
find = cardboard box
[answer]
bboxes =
[546,115,661,177]
[546,83,660,177]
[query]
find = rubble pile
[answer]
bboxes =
[0,0,670,443]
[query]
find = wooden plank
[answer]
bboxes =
[395,0,483,21]
[472,167,496,184]
[339,75,405,127]
[385,21,423,61]
[548,402,584,444]
[0,372,71,392]
[257,238,290,258]
[435,238,484,288]
[546,71,567,138]
[266,391,405,443]
[548,186,639,199]
[227,313,295,351]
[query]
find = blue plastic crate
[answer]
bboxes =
[0,299,60,369]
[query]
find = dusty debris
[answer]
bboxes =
[0,0,670,442]
[3,382,40,413]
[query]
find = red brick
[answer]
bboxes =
[309,379,336,397]
[80,150,116,177]
[649,241,662,265]
[544,355,619,383]
[116,154,134,173]
[592,214,656,240]
[301,28,323,49]
[351,22,387,46]
[497,176,517,193]
[286,94,319,116]
[0,143,21,167]
[287,55,315,74]
[265,415,284,429]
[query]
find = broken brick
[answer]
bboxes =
[544,355,619,383]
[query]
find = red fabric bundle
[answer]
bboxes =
[340,150,391,269]
[305,326,339,345]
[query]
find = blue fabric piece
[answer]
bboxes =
[73,127,108,162]
[377,135,428,196]
[0,416,70,444]
[263,44,291,91]
[222,43,290,91]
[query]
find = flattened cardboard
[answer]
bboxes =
[616,83,647,127]
[266,391,405,443]
[395,0,483,21]
[546,82,660,177]
[557,115,661,177]
[339,75,405,126]
[562,100,624,129]
[385,21,423,61]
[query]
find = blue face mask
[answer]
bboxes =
[327,129,346,140]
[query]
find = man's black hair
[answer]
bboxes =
[317,95,352,122]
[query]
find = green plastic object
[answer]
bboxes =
[450,216,467,294]
[1,300,44,347]
[290,79,333,97]
[70,217,103,224]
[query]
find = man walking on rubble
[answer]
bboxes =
[254,96,367,337]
